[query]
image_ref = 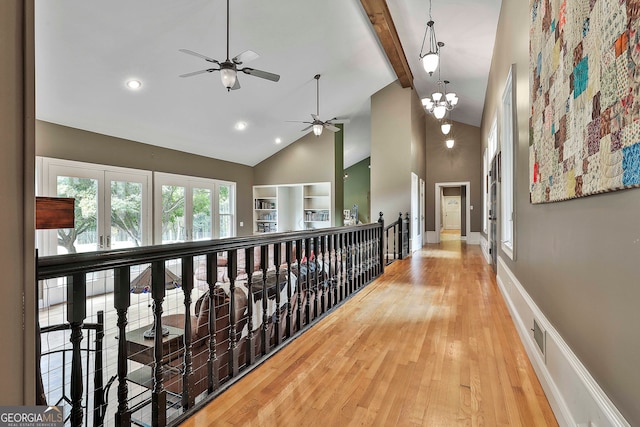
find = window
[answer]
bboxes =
[154,172,235,243]
[501,67,515,259]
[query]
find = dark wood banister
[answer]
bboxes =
[37,223,382,280]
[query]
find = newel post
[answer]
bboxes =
[378,212,385,274]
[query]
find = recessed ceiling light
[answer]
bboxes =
[126,79,142,90]
[235,121,247,131]
[275,138,282,144]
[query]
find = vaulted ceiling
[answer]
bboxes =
[35,0,501,167]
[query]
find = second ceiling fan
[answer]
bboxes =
[178,0,280,91]
[289,74,346,137]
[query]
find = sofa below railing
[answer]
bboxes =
[37,217,389,427]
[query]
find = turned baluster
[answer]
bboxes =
[295,239,303,332]
[260,245,270,355]
[67,273,86,427]
[327,234,334,310]
[304,238,312,325]
[273,243,282,346]
[181,255,195,408]
[206,252,219,391]
[228,250,240,376]
[151,261,167,427]
[242,248,255,366]
[337,233,345,302]
[319,235,327,314]
[285,241,293,338]
[313,236,321,319]
[114,267,131,426]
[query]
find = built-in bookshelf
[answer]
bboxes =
[253,182,331,233]
[253,186,278,233]
[303,182,331,229]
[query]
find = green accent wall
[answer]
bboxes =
[344,157,371,223]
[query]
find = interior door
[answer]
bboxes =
[420,179,425,246]
[443,196,461,230]
[411,173,421,251]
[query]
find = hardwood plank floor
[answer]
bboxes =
[180,240,558,426]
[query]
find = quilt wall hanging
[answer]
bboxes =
[529,0,640,203]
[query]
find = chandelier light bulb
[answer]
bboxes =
[422,53,439,75]
[441,122,451,135]
[313,123,324,136]
[445,138,455,148]
[433,104,447,119]
[432,91,443,102]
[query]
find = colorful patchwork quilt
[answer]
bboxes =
[530,0,640,203]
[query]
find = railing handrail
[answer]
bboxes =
[37,222,382,280]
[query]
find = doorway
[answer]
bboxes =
[434,181,471,244]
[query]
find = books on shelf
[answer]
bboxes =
[255,199,276,209]
[305,210,330,222]
[256,222,278,233]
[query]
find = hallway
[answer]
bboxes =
[180,240,558,426]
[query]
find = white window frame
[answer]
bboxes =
[500,66,516,260]
[153,172,236,243]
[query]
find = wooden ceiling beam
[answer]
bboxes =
[360,0,413,89]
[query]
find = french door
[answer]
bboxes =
[39,158,152,255]
[153,172,235,244]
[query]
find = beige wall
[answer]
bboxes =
[425,116,482,232]
[1,0,36,404]
[481,1,640,423]
[36,121,255,236]
[370,81,413,223]
[253,129,337,224]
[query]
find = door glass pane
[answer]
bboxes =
[56,176,98,254]
[219,215,232,238]
[219,184,232,238]
[192,188,212,240]
[161,185,185,243]
[111,181,143,249]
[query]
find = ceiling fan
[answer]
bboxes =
[289,74,347,137]
[178,0,280,91]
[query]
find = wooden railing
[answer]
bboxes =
[37,219,386,426]
[383,212,410,264]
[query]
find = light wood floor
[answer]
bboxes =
[180,239,558,426]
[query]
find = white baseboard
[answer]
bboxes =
[426,231,438,243]
[480,234,491,264]
[466,231,480,245]
[496,257,629,427]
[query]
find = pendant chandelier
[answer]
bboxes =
[419,0,440,75]
[422,40,459,120]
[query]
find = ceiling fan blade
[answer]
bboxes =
[301,125,313,132]
[285,120,312,124]
[179,49,219,64]
[179,69,217,78]
[232,50,259,65]
[230,78,241,90]
[241,67,280,82]
[327,118,350,124]
[324,123,341,132]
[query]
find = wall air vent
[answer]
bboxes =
[532,318,546,362]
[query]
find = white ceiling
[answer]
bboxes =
[35,0,501,168]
